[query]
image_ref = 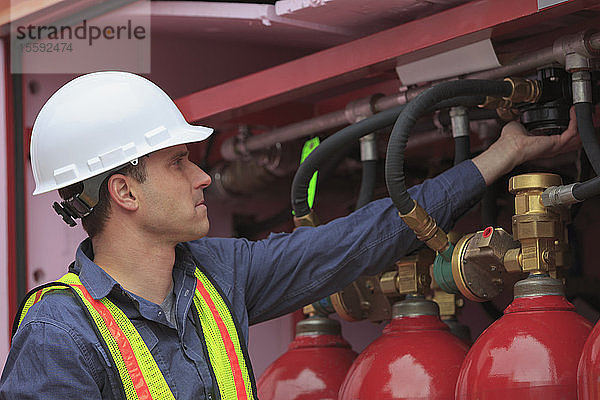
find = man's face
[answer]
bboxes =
[132,144,211,244]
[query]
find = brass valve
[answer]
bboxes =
[508,173,565,275]
[330,249,435,323]
[329,275,394,322]
[380,249,435,297]
[439,173,569,302]
[479,77,541,120]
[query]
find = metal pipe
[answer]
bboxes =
[221,93,405,160]
[221,30,599,161]
[221,109,347,160]
[467,47,556,80]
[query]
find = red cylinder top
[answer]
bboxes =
[339,314,468,400]
[456,294,592,400]
[258,331,357,400]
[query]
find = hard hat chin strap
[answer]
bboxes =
[53,158,139,227]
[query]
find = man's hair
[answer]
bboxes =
[58,158,147,238]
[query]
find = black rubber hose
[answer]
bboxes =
[453,136,471,166]
[563,103,600,202]
[434,96,487,110]
[292,105,405,217]
[291,95,487,217]
[575,102,600,175]
[355,160,377,210]
[385,80,513,215]
[573,175,600,201]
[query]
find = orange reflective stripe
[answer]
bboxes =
[196,278,249,399]
[70,284,153,400]
[33,289,43,304]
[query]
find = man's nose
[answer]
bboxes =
[198,167,212,189]
[192,164,212,189]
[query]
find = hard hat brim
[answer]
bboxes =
[32,123,214,195]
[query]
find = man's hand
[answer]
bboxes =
[473,107,580,185]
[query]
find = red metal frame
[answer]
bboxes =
[176,0,597,125]
[4,40,29,339]
[4,37,16,337]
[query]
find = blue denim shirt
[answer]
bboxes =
[0,161,485,399]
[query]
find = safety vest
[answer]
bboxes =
[15,267,256,400]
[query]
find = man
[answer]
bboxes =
[0,71,580,399]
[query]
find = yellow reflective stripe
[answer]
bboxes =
[18,285,67,327]
[57,273,175,400]
[194,269,254,400]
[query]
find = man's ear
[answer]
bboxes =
[107,174,138,211]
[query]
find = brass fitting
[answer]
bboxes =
[400,201,449,253]
[479,77,540,119]
[303,304,317,316]
[479,96,513,110]
[503,77,542,104]
[293,211,320,228]
[509,173,565,275]
[503,248,523,273]
[331,249,435,323]
[330,275,393,323]
[432,290,464,319]
[380,249,435,297]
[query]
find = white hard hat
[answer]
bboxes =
[30,71,213,195]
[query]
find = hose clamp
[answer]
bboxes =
[359,133,377,161]
[540,184,580,207]
[571,70,593,104]
[449,106,469,138]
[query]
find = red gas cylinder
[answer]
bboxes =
[456,275,592,400]
[577,319,600,399]
[338,296,468,400]
[257,316,357,400]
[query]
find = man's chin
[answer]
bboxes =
[182,223,210,242]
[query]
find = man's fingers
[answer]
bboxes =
[557,107,580,149]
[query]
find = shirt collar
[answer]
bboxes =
[73,238,121,300]
[175,243,200,277]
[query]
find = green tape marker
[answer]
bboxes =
[296,137,320,214]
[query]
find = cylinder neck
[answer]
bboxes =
[392,295,440,318]
[505,274,575,314]
[513,274,565,298]
[387,297,448,333]
[295,316,341,337]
